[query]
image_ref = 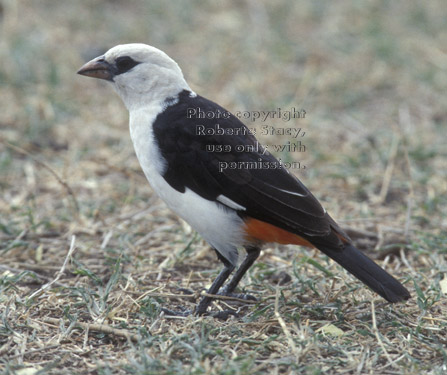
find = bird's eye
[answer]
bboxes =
[115,56,140,74]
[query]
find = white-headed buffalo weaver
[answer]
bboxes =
[78,44,410,318]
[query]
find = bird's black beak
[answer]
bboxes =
[77,56,113,81]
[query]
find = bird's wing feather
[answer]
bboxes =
[153,91,343,242]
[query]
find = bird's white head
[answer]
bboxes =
[78,43,191,110]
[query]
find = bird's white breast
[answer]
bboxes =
[128,105,244,266]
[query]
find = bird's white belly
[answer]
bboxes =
[129,108,244,265]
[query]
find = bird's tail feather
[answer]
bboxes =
[319,244,410,303]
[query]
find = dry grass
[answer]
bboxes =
[1,0,447,374]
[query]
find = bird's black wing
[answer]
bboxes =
[153,91,339,244]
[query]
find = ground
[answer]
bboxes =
[1,1,447,374]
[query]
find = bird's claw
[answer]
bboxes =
[218,286,257,302]
[161,307,238,320]
[208,310,239,320]
[161,307,192,317]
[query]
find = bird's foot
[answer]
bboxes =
[176,287,195,295]
[218,286,257,302]
[161,306,238,320]
[207,309,238,320]
[161,306,192,317]
[158,288,196,316]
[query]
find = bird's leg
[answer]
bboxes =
[218,246,260,301]
[195,262,235,316]
[162,249,236,319]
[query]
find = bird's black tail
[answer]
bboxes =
[319,244,410,302]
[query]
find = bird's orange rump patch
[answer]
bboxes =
[243,218,314,247]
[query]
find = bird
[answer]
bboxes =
[77,43,410,318]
